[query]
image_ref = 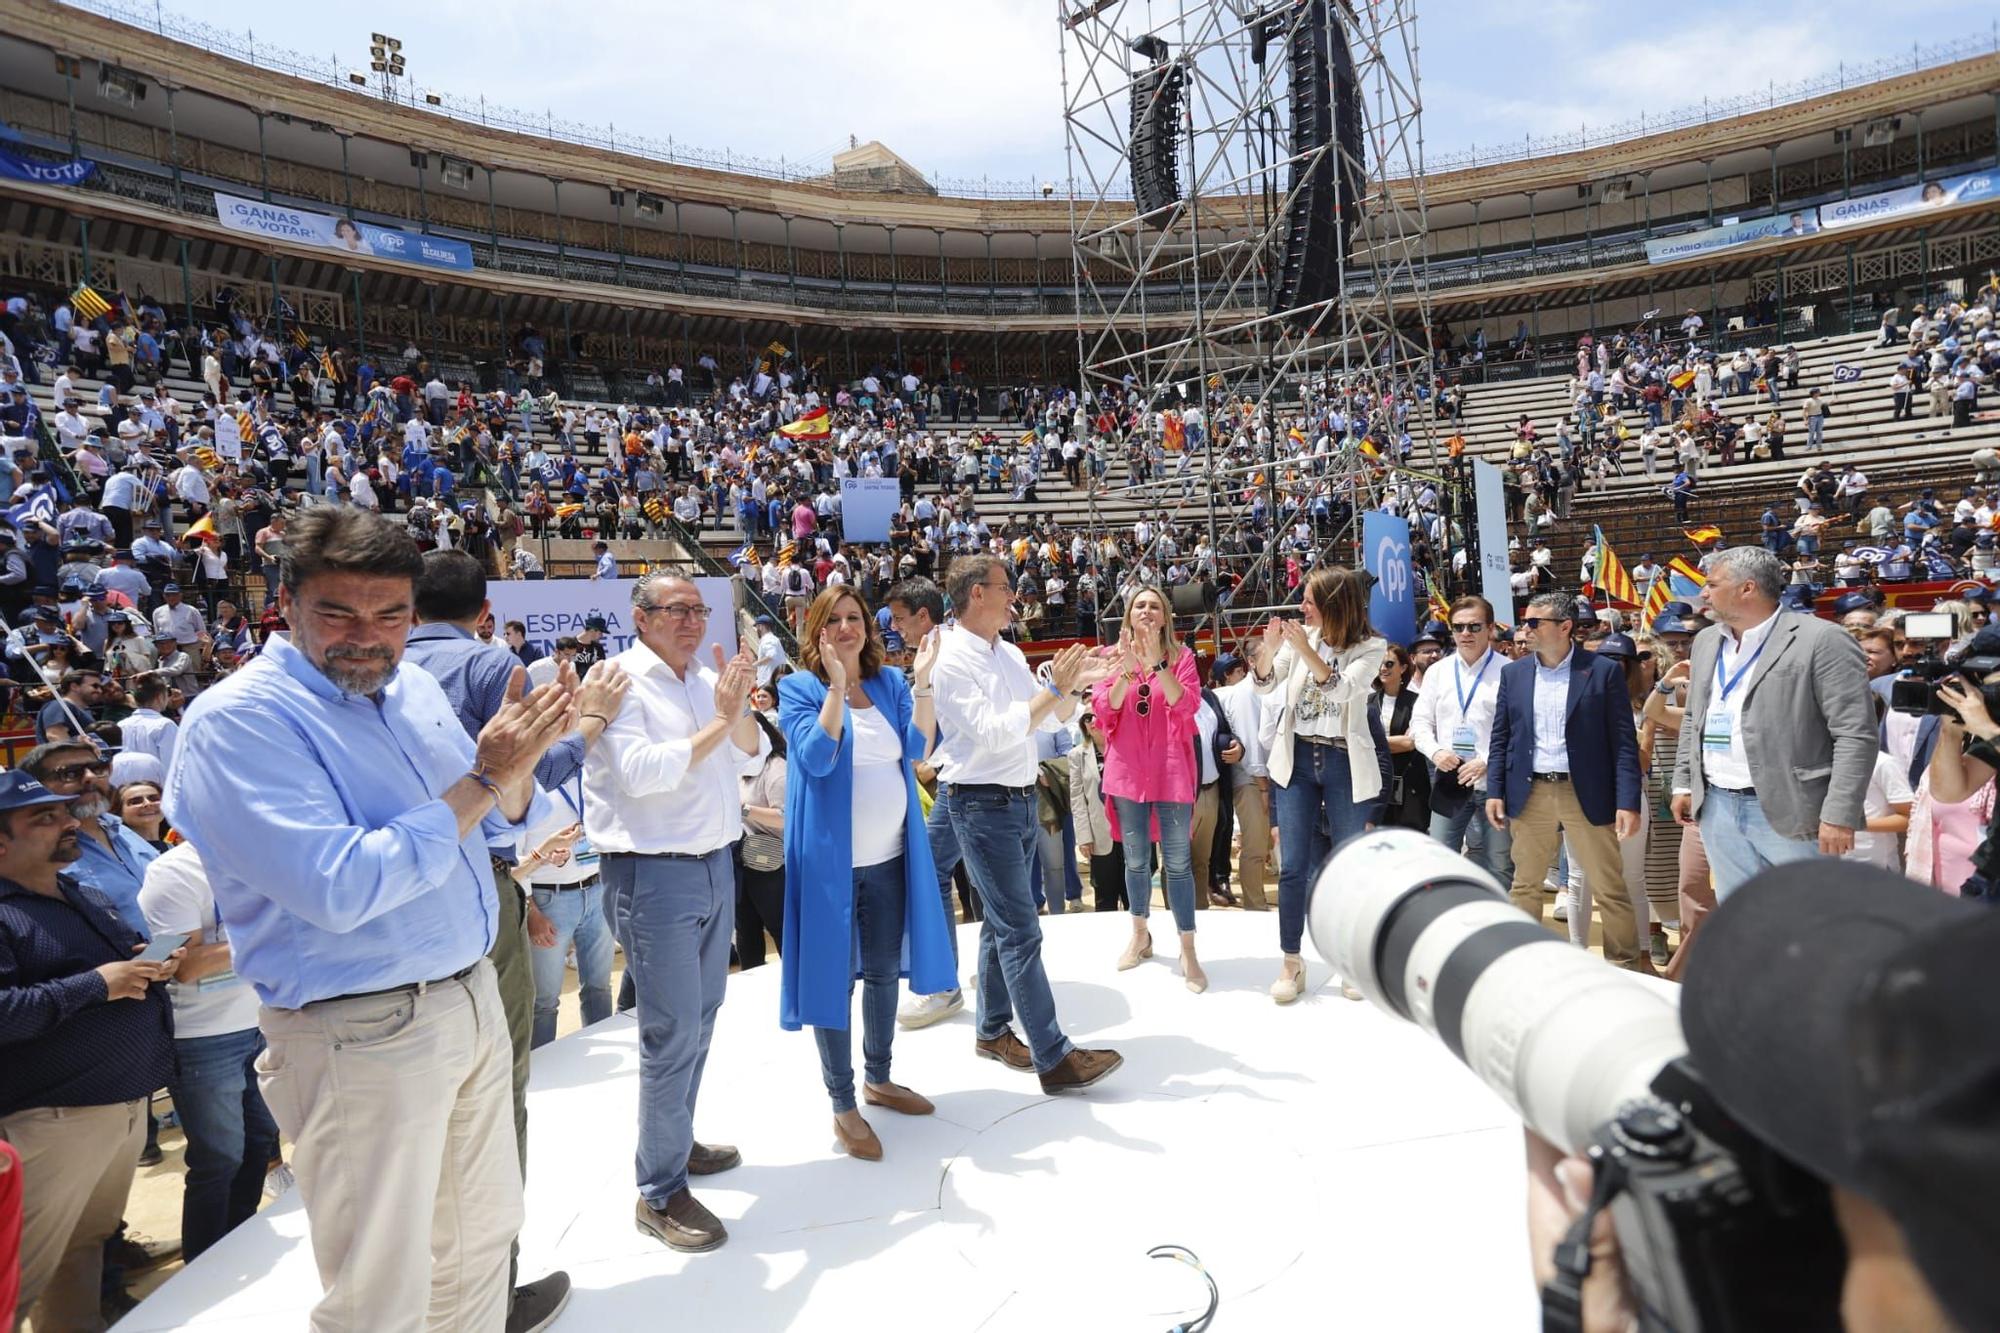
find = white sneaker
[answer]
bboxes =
[263,1162,296,1203]
[897,989,964,1030]
[1552,892,1571,923]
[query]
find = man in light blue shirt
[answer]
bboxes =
[164,508,578,1333]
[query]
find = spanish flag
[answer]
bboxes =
[779,407,830,441]
[1162,414,1185,452]
[1356,436,1380,458]
[1681,525,1722,547]
[1670,368,1697,392]
[181,512,217,545]
[70,284,111,322]
[1593,525,1639,607]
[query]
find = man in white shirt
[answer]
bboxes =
[119,674,179,771]
[152,584,207,653]
[1409,595,1511,880]
[930,556,1121,1092]
[1209,655,1271,909]
[583,575,764,1255]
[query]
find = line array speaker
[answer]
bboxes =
[1269,0,1365,320]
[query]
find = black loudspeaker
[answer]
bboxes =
[1269,0,1365,320]
[1129,49,1187,218]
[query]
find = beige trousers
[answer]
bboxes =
[1506,780,1644,969]
[255,957,522,1333]
[1190,784,1219,911]
[0,1098,145,1333]
[1232,776,1273,910]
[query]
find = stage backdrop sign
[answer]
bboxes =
[485,577,735,665]
[1642,211,1817,265]
[839,477,901,543]
[1817,167,1998,231]
[1361,509,1416,648]
[1471,459,1513,624]
[213,191,476,272]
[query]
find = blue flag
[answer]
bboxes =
[0,146,96,186]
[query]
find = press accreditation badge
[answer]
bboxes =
[1702,710,1733,752]
[1452,725,1477,757]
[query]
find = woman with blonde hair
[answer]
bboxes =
[1090,586,1205,988]
[778,587,955,1161]
[1250,566,1392,1003]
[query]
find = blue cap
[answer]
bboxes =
[1831,591,1875,616]
[162,582,181,593]
[1421,619,1451,642]
[1594,632,1640,660]
[0,771,72,813]
[1653,614,1694,635]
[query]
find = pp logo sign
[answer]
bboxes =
[1375,536,1411,604]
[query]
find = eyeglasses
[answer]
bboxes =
[1518,617,1569,630]
[1449,622,1489,634]
[647,603,710,621]
[41,760,108,783]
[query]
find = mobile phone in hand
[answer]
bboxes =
[136,931,190,964]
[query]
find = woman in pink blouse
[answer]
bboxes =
[1091,587,1207,991]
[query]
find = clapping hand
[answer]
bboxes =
[475,666,577,786]
[574,659,630,724]
[819,631,848,693]
[711,643,757,718]
[912,628,941,690]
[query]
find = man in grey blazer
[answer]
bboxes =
[1670,546,1877,898]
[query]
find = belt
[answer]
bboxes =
[315,960,479,1007]
[945,782,1034,798]
[601,847,728,862]
[1298,735,1347,749]
[532,872,600,891]
[1708,783,1755,796]
[1531,772,1571,782]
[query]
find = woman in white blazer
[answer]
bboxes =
[1250,567,1392,1003]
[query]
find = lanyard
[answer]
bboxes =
[1454,650,1495,715]
[1714,632,1769,704]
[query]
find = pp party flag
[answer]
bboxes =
[780,407,830,440]
[69,284,111,322]
[1593,526,1639,606]
[1681,525,1722,546]
[1831,363,1862,385]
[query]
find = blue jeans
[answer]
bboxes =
[1807,416,1824,449]
[1112,797,1198,933]
[170,1025,281,1261]
[601,847,733,1205]
[1428,793,1515,885]
[1697,787,1823,901]
[1272,741,1374,955]
[811,857,907,1112]
[946,786,1074,1073]
[1037,823,1068,914]
[528,879,616,1049]
[927,785,967,970]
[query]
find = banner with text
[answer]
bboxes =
[1361,509,1416,648]
[213,191,476,272]
[484,576,736,665]
[1643,210,1819,265]
[0,146,96,186]
[1817,167,1999,232]
[838,477,902,544]
[1471,459,1514,625]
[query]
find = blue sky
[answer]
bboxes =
[150,0,1995,185]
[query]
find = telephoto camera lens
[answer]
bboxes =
[1306,829,1687,1154]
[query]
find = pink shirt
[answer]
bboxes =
[1091,646,1200,806]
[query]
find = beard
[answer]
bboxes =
[316,645,398,696]
[68,795,108,821]
[50,831,80,863]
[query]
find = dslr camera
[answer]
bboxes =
[1888,611,2000,715]
[1308,830,1844,1332]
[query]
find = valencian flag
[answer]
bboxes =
[1682,525,1722,546]
[727,542,759,568]
[290,327,311,351]
[775,542,797,566]
[1425,575,1451,627]
[70,284,111,322]
[1593,525,1639,607]
[319,349,343,382]
[1641,576,1672,629]
[779,407,830,440]
[641,496,668,526]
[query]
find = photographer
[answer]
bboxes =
[1922,623,2000,900]
[1526,859,1996,1332]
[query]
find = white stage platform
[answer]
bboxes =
[127,912,1540,1331]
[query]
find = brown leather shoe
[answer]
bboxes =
[863,1082,935,1116]
[1038,1047,1124,1093]
[975,1030,1035,1071]
[635,1190,727,1252]
[686,1142,740,1176]
[833,1115,883,1161]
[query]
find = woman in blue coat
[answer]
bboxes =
[779,586,956,1161]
